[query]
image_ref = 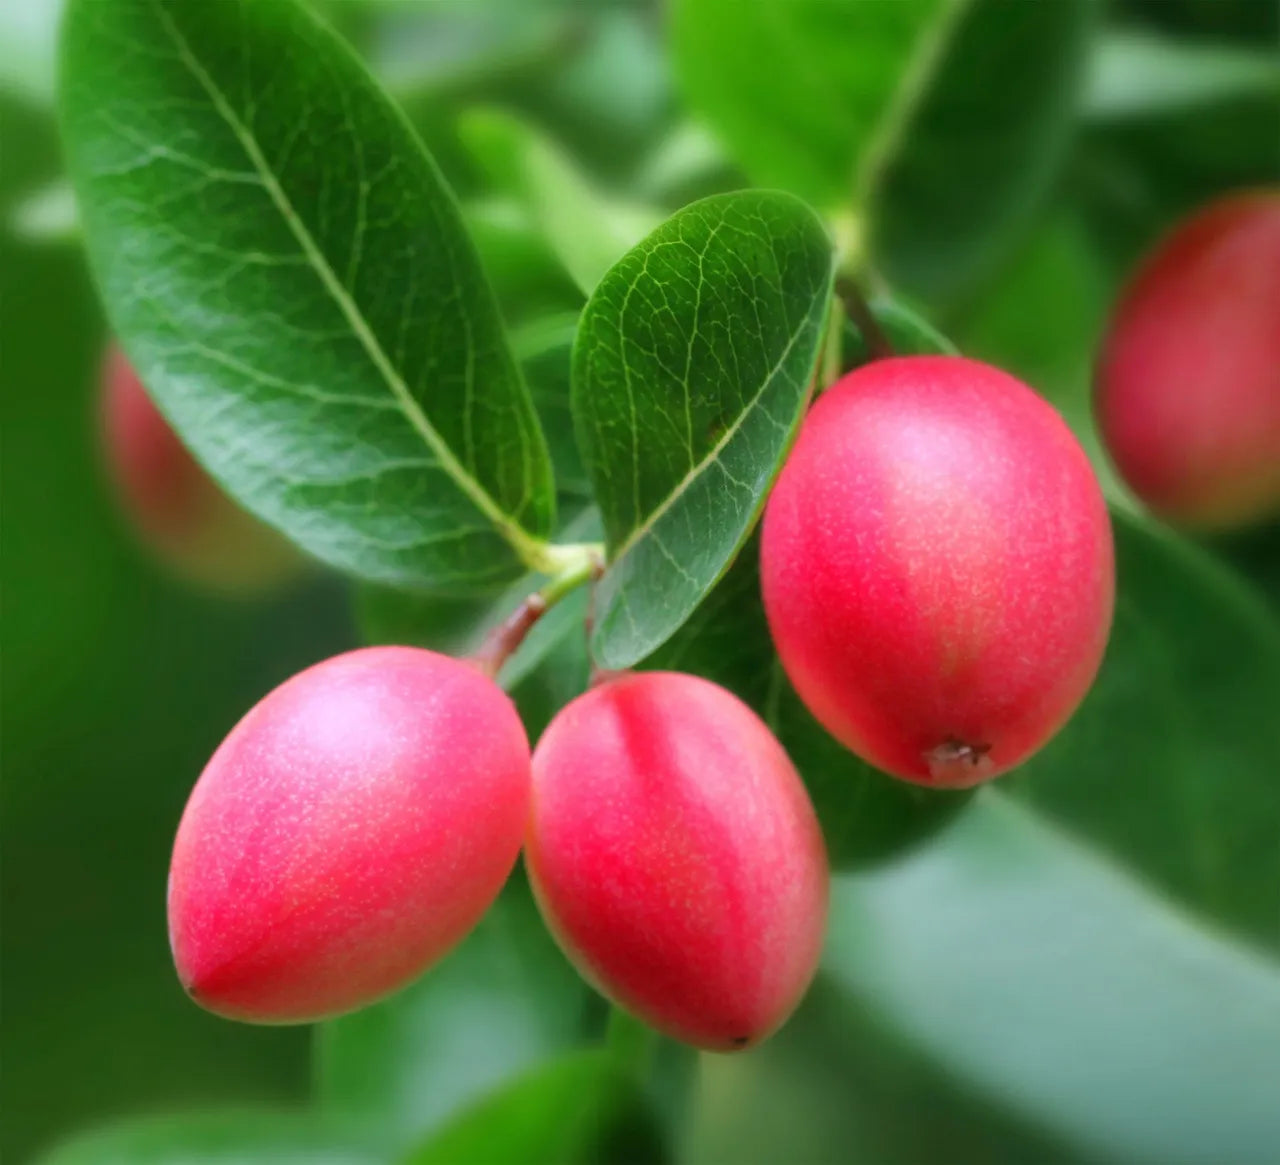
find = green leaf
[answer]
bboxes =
[36,1112,381,1165]
[866,0,1098,301]
[59,0,557,591]
[647,539,969,870]
[671,0,948,210]
[673,0,1094,299]
[815,514,1280,1161]
[1008,513,1280,952]
[459,109,663,297]
[1085,29,1280,119]
[688,980,1076,1164]
[9,178,78,243]
[318,877,593,1154]
[955,210,1133,506]
[402,1051,667,1165]
[825,793,1280,1164]
[0,0,64,105]
[573,190,834,669]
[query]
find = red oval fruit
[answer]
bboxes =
[526,671,828,1052]
[168,646,531,1023]
[101,344,301,593]
[761,355,1114,787]
[1095,190,1280,529]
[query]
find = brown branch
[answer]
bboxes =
[836,275,895,362]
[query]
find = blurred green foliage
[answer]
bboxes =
[5,0,1280,1162]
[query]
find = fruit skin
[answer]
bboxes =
[168,646,531,1024]
[1095,190,1280,530]
[761,355,1114,787]
[526,671,828,1052]
[101,344,301,593]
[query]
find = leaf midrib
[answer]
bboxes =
[856,0,974,208]
[604,261,829,566]
[150,0,540,564]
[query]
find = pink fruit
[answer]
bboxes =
[101,344,301,592]
[761,355,1114,787]
[168,646,531,1023]
[526,671,828,1052]
[1095,190,1280,529]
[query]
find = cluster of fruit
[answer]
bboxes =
[106,191,1276,1050]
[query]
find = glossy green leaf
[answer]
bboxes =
[36,1112,381,1165]
[825,793,1280,1164]
[59,0,557,591]
[318,877,593,1154]
[671,0,948,210]
[460,109,662,297]
[402,1051,667,1165]
[867,0,1098,301]
[573,190,834,669]
[647,539,969,870]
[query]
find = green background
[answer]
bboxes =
[4,0,1279,1161]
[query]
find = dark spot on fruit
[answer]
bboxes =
[926,738,994,783]
[731,1035,749,1047]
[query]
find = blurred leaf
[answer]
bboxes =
[9,177,78,243]
[402,1051,667,1165]
[573,190,833,669]
[867,0,1098,301]
[673,0,1092,300]
[955,209,1132,505]
[36,1112,381,1165]
[460,109,662,297]
[671,0,947,210]
[1116,0,1279,45]
[463,200,583,327]
[825,792,1280,1164]
[318,877,593,1155]
[816,512,1280,1160]
[1008,513,1280,952]
[647,540,970,870]
[60,0,557,591]
[634,121,738,208]
[1085,29,1280,119]
[1071,74,1280,275]
[0,0,63,104]
[369,1,571,99]
[688,979,1077,1165]
[512,312,591,499]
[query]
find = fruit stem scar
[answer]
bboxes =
[926,737,993,782]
